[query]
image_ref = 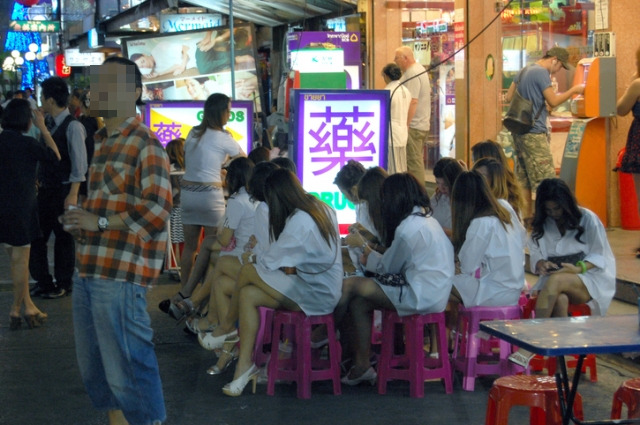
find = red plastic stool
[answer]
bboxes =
[266,311,342,399]
[485,375,585,425]
[253,307,275,367]
[523,298,597,382]
[611,377,640,419]
[377,311,453,397]
[453,305,522,391]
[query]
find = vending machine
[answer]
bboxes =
[559,57,616,224]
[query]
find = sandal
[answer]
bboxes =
[169,298,195,322]
[508,350,535,368]
[207,340,239,375]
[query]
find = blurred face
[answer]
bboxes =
[550,58,564,74]
[544,200,565,224]
[134,54,155,70]
[394,51,407,71]
[221,102,231,126]
[90,62,140,118]
[435,177,449,195]
[186,79,206,100]
[475,166,490,183]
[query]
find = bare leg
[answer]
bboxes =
[7,246,43,318]
[107,410,129,425]
[231,266,300,380]
[211,256,242,327]
[343,278,395,376]
[534,273,591,319]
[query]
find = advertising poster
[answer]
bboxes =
[287,31,362,90]
[292,90,389,232]
[123,24,262,111]
[438,63,456,158]
[145,101,253,153]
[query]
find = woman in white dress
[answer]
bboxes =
[337,173,454,385]
[473,157,526,245]
[172,93,245,311]
[341,167,388,277]
[450,171,525,309]
[175,157,256,329]
[203,169,342,396]
[382,63,411,174]
[509,178,616,367]
[431,157,464,237]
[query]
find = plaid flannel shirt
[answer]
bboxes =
[76,117,172,287]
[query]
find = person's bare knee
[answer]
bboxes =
[552,293,569,317]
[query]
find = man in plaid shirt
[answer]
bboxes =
[63,57,171,425]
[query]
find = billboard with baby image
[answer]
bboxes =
[122,23,263,112]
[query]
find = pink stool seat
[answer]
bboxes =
[485,375,584,425]
[611,377,640,419]
[453,304,522,391]
[377,310,453,397]
[266,311,342,399]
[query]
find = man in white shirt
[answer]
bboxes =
[394,46,431,186]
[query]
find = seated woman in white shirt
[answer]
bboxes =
[336,173,455,385]
[509,178,615,367]
[341,167,388,275]
[173,157,256,325]
[198,161,278,375]
[201,169,342,396]
[431,157,464,237]
[450,171,525,319]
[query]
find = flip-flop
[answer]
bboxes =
[508,350,535,368]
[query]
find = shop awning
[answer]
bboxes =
[183,0,358,27]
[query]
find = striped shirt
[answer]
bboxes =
[76,117,172,287]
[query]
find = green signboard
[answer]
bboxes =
[9,20,60,33]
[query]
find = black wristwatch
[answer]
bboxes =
[97,216,109,232]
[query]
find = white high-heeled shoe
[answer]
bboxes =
[222,364,259,397]
[198,328,238,351]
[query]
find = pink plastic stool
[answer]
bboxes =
[485,375,584,425]
[453,304,522,391]
[253,307,275,367]
[266,311,342,399]
[611,378,640,419]
[377,310,453,397]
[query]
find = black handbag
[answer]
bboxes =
[503,68,543,135]
[548,252,586,268]
[375,272,408,302]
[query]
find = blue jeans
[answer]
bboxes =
[73,277,166,425]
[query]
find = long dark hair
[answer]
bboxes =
[451,171,511,254]
[264,168,337,247]
[356,167,388,238]
[472,157,523,218]
[248,161,278,202]
[433,157,463,200]
[190,93,230,139]
[381,173,431,247]
[225,156,254,196]
[334,160,365,201]
[531,178,584,245]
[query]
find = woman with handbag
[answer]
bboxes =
[336,173,455,385]
[509,178,615,367]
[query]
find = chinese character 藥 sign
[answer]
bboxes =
[292,90,388,233]
[145,101,253,153]
[9,20,60,32]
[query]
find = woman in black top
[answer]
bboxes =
[0,99,60,329]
